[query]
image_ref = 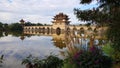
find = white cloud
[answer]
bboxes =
[0,0,96,24]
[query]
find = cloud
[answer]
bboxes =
[0,0,97,24]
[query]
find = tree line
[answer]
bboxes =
[0,22,49,32]
[0,22,23,32]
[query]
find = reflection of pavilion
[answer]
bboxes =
[52,35,66,49]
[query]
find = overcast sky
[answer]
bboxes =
[0,0,98,24]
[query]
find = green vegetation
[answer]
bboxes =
[102,42,120,66]
[9,23,23,31]
[0,22,23,32]
[0,55,4,67]
[0,22,4,31]
[0,21,48,34]
[24,21,51,26]
[102,43,114,57]
[62,62,76,68]
[22,55,63,68]
[0,21,47,32]
[21,46,113,68]
[74,0,120,65]
[24,21,44,26]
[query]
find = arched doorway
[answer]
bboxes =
[87,27,92,31]
[56,27,61,35]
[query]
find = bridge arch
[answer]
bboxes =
[80,27,85,34]
[87,27,92,31]
[42,27,45,33]
[56,27,61,35]
[73,27,77,31]
[93,28,98,33]
[47,27,50,34]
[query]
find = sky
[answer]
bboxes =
[0,0,98,24]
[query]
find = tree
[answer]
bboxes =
[36,23,43,26]
[3,23,9,31]
[74,0,120,64]
[85,23,91,27]
[25,21,32,26]
[9,23,23,31]
[0,22,3,31]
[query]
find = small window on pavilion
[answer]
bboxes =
[62,19,65,21]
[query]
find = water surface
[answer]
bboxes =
[0,34,61,68]
[0,31,105,68]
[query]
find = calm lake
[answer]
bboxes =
[0,31,105,68]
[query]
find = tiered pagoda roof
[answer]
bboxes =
[52,13,70,24]
[20,19,25,25]
[53,13,69,20]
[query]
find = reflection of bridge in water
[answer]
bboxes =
[23,28,106,49]
[24,27,106,38]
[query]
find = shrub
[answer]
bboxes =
[65,46,112,68]
[0,55,4,67]
[22,55,63,68]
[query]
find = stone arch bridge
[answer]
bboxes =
[24,25,107,34]
[23,13,107,35]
